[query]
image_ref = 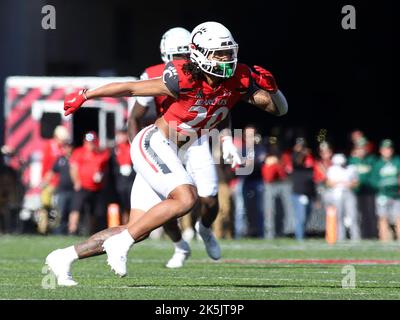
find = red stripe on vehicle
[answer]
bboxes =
[6,117,36,149]
[6,88,42,129]
[47,88,66,101]
[19,122,41,162]
[7,87,18,104]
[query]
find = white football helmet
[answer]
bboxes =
[160,27,191,63]
[190,22,239,78]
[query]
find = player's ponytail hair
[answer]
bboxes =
[182,61,204,82]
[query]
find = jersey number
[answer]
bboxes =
[178,105,229,132]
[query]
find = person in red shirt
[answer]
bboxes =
[313,141,333,185]
[40,126,70,207]
[41,126,70,184]
[46,21,288,286]
[262,140,294,239]
[110,128,135,225]
[68,131,110,235]
[312,142,334,230]
[262,153,287,183]
[38,126,70,234]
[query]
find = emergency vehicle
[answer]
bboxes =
[3,76,136,229]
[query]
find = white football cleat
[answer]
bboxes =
[102,235,129,277]
[56,276,78,287]
[45,249,78,287]
[195,221,221,260]
[165,242,191,269]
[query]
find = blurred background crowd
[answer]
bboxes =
[1,125,399,242]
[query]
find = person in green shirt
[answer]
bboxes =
[370,139,400,241]
[348,138,378,238]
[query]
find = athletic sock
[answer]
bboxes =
[64,246,79,263]
[174,239,189,252]
[199,220,210,232]
[119,229,135,249]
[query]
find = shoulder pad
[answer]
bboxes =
[144,63,165,79]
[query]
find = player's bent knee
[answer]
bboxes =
[170,185,198,215]
[179,191,198,215]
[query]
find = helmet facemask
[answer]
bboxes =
[161,45,190,63]
[191,45,238,78]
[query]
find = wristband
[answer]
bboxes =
[270,90,288,116]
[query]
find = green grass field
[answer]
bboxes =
[1,235,400,300]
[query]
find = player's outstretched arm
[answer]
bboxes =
[64,77,172,116]
[246,65,288,116]
[86,77,172,99]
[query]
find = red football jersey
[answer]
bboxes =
[70,146,110,191]
[142,64,169,116]
[162,60,256,135]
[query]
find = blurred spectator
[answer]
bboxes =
[213,154,235,239]
[350,129,374,155]
[326,153,360,241]
[241,126,267,238]
[41,126,70,182]
[350,130,364,146]
[262,139,294,239]
[348,137,378,238]
[110,128,135,225]
[41,142,74,234]
[7,122,399,243]
[231,134,246,238]
[38,125,70,233]
[291,137,315,240]
[313,142,333,185]
[69,132,110,235]
[313,141,333,222]
[370,139,400,241]
[0,147,20,233]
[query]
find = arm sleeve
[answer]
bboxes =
[162,61,180,97]
[244,65,288,116]
[270,90,288,116]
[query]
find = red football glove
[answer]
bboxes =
[64,89,88,116]
[251,65,278,94]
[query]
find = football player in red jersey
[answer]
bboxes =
[129,27,238,269]
[46,21,288,284]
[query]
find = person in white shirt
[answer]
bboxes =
[326,153,361,240]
